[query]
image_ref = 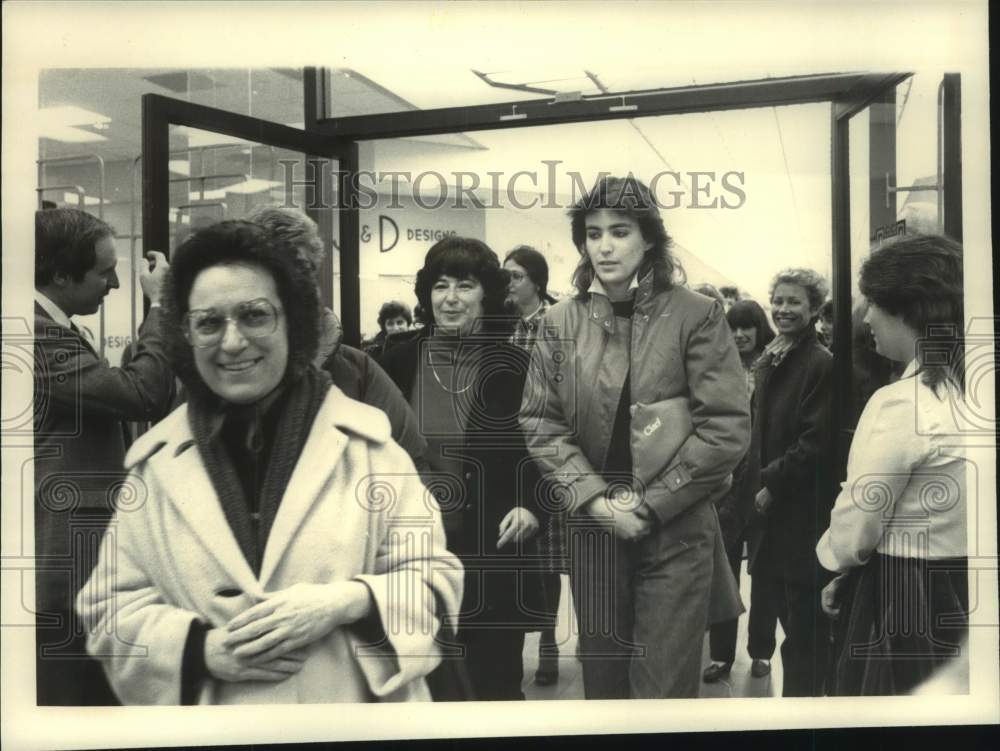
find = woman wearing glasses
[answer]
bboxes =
[380,236,550,701]
[78,221,463,704]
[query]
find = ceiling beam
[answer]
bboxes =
[310,72,877,141]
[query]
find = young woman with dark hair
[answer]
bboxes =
[818,234,968,695]
[520,176,749,698]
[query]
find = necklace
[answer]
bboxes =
[428,352,474,395]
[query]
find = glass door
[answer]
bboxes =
[831,72,963,469]
[140,93,358,336]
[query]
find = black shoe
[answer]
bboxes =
[751,659,771,678]
[534,653,559,686]
[534,667,559,686]
[702,662,733,683]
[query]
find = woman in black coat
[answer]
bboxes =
[380,237,550,701]
[743,268,835,697]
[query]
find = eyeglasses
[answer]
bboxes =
[183,298,281,348]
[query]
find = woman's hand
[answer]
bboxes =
[204,627,306,683]
[497,507,540,548]
[222,581,373,663]
[586,491,654,542]
[821,573,848,619]
[754,487,775,515]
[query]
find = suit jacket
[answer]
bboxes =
[380,333,551,630]
[744,328,836,579]
[77,388,464,704]
[33,302,175,614]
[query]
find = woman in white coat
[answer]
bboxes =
[77,220,463,704]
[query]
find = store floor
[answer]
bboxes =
[521,568,785,700]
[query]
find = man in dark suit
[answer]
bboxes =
[33,208,174,705]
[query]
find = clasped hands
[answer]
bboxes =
[585,488,654,541]
[204,580,372,683]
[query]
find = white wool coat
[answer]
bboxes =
[77,386,463,705]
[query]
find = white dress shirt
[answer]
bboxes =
[817,360,968,573]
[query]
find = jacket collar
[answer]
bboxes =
[586,270,658,334]
[35,291,72,329]
[125,387,391,589]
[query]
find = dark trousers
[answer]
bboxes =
[751,571,829,696]
[746,568,781,660]
[709,535,742,663]
[570,501,714,699]
[457,628,526,701]
[538,573,561,656]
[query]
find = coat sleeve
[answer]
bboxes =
[36,308,174,422]
[519,317,608,515]
[760,351,833,502]
[816,391,922,572]
[76,468,202,705]
[641,302,751,525]
[350,443,464,699]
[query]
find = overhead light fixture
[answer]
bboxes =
[499,104,527,122]
[40,105,111,128]
[188,189,228,201]
[62,193,104,206]
[224,178,282,194]
[41,125,108,143]
[174,126,256,148]
[185,179,281,201]
[39,105,112,142]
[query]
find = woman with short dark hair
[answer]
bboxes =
[521,176,749,698]
[818,234,968,695]
[78,220,463,704]
[380,236,550,701]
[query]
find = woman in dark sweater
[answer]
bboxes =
[743,268,835,696]
[380,237,550,701]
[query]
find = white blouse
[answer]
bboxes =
[817,360,968,573]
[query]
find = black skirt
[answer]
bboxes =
[829,553,968,696]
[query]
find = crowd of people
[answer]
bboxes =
[32,173,969,705]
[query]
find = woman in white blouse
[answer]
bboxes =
[816,234,968,695]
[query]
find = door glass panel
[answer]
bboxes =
[845,73,957,427]
[165,125,340,319]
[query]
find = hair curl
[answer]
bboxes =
[161,220,321,403]
[768,268,829,317]
[859,233,964,393]
[568,175,680,298]
[245,205,325,274]
[413,236,511,333]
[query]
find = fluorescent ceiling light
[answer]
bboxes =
[41,125,108,143]
[40,105,111,127]
[225,178,282,194]
[62,192,104,206]
[187,189,228,201]
[169,160,191,176]
[174,126,256,148]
